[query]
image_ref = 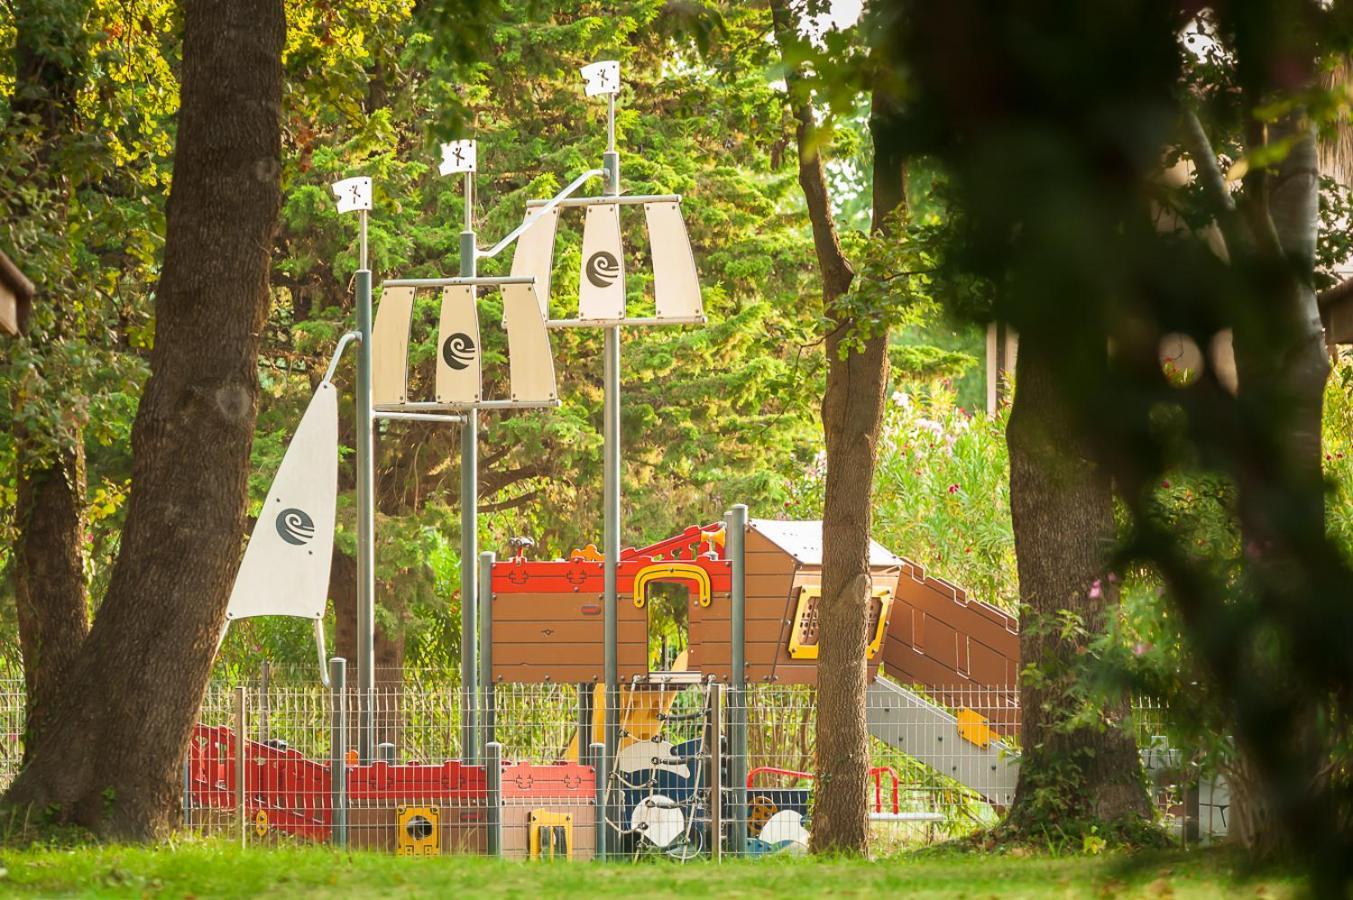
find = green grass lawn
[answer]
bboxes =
[0,842,1299,899]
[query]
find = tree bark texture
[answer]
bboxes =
[3,0,285,838]
[8,0,94,753]
[1004,342,1151,830]
[770,0,901,855]
[1229,119,1331,859]
[13,444,89,759]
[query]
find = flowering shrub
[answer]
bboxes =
[787,387,1018,612]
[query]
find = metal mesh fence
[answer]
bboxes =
[170,674,1218,859]
[0,674,1217,858]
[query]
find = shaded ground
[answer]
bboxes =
[0,842,1297,898]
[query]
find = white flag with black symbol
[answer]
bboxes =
[581,60,620,97]
[439,139,477,176]
[331,176,372,213]
[226,382,339,623]
[578,203,625,320]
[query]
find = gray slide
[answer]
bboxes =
[865,675,1020,807]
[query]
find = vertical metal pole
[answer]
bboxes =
[356,206,376,764]
[459,190,479,766]
[709,682,723,861]
[590,741,607,861]
[601,91,623,845]
[577,683,594,759]
[486,741,503,857]
[258,660,270,743]
[478,551,496,760]
[235,685,247,847]
[726,504,748,855]
[182,751,192,829]
[329,658,348,848]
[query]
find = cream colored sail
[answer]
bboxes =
[436,284,482,405]
[578,202,625,320]
[510,206,560,319]
[501,282,558,403]
[645,201,704,321]
[372,285,416,405]
[225,382,339,624]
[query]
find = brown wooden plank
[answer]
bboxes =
[493,664,603,684]
[493,594,605,622]
[492,620,645,643]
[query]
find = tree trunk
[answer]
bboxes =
[1003,342,1151,833]
[770,0,905,855]
[1227,118,1330,859]
[13,444,89,758]
[8,0,94,753]
[3,0,285,839]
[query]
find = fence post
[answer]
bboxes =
[478,551,496,762]
[259,659,270,743]
[235,685,247,847]
[486,740,503,857]
[709,682,723,861]
[182,751,192,830]
[577,684,594,757]
[590,741,607,861]
[329,657,348,848]
[725,504,748,855]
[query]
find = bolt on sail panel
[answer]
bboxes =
[226,381,339,622]
[578,203,625,320]
[436,284,482,404]
[371,286,416,405]
[501,282,558,402]
[510,206,560,319]
[644,201,703,320]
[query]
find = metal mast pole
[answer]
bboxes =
[602,89,621,770]
[356,208,376,763]
[459,169,480,764]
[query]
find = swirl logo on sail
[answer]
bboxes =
[585,250,620,288]
[275,508,315,546]
[442,332,476,371]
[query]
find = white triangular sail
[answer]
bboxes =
[436,284,482,404]
[510,206,560,319]
[578,203,625,320]
[372,285,416,406]
[225,382,339,623]
[645,201,704,321]
[501,282,558,403]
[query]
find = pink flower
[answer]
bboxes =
[1133,642,1152,657]
[1088,579,1103,600]
[1160,480,1171,489]
[947,483,959,494]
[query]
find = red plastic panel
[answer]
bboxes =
[500,762,596,799]
[346,759,488,803]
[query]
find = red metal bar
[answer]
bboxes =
[868,766,901,814]
[746,766,815,788]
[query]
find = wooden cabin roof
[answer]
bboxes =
[748,518,904,568]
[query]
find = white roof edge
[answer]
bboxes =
[747,518,904,568]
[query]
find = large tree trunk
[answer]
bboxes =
[1227,118,1330,858]
[8,0,94,753]
[3,0,285,838]
[769,0,904,855]
[12,444,88,757]
[1003,342,1151,832]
